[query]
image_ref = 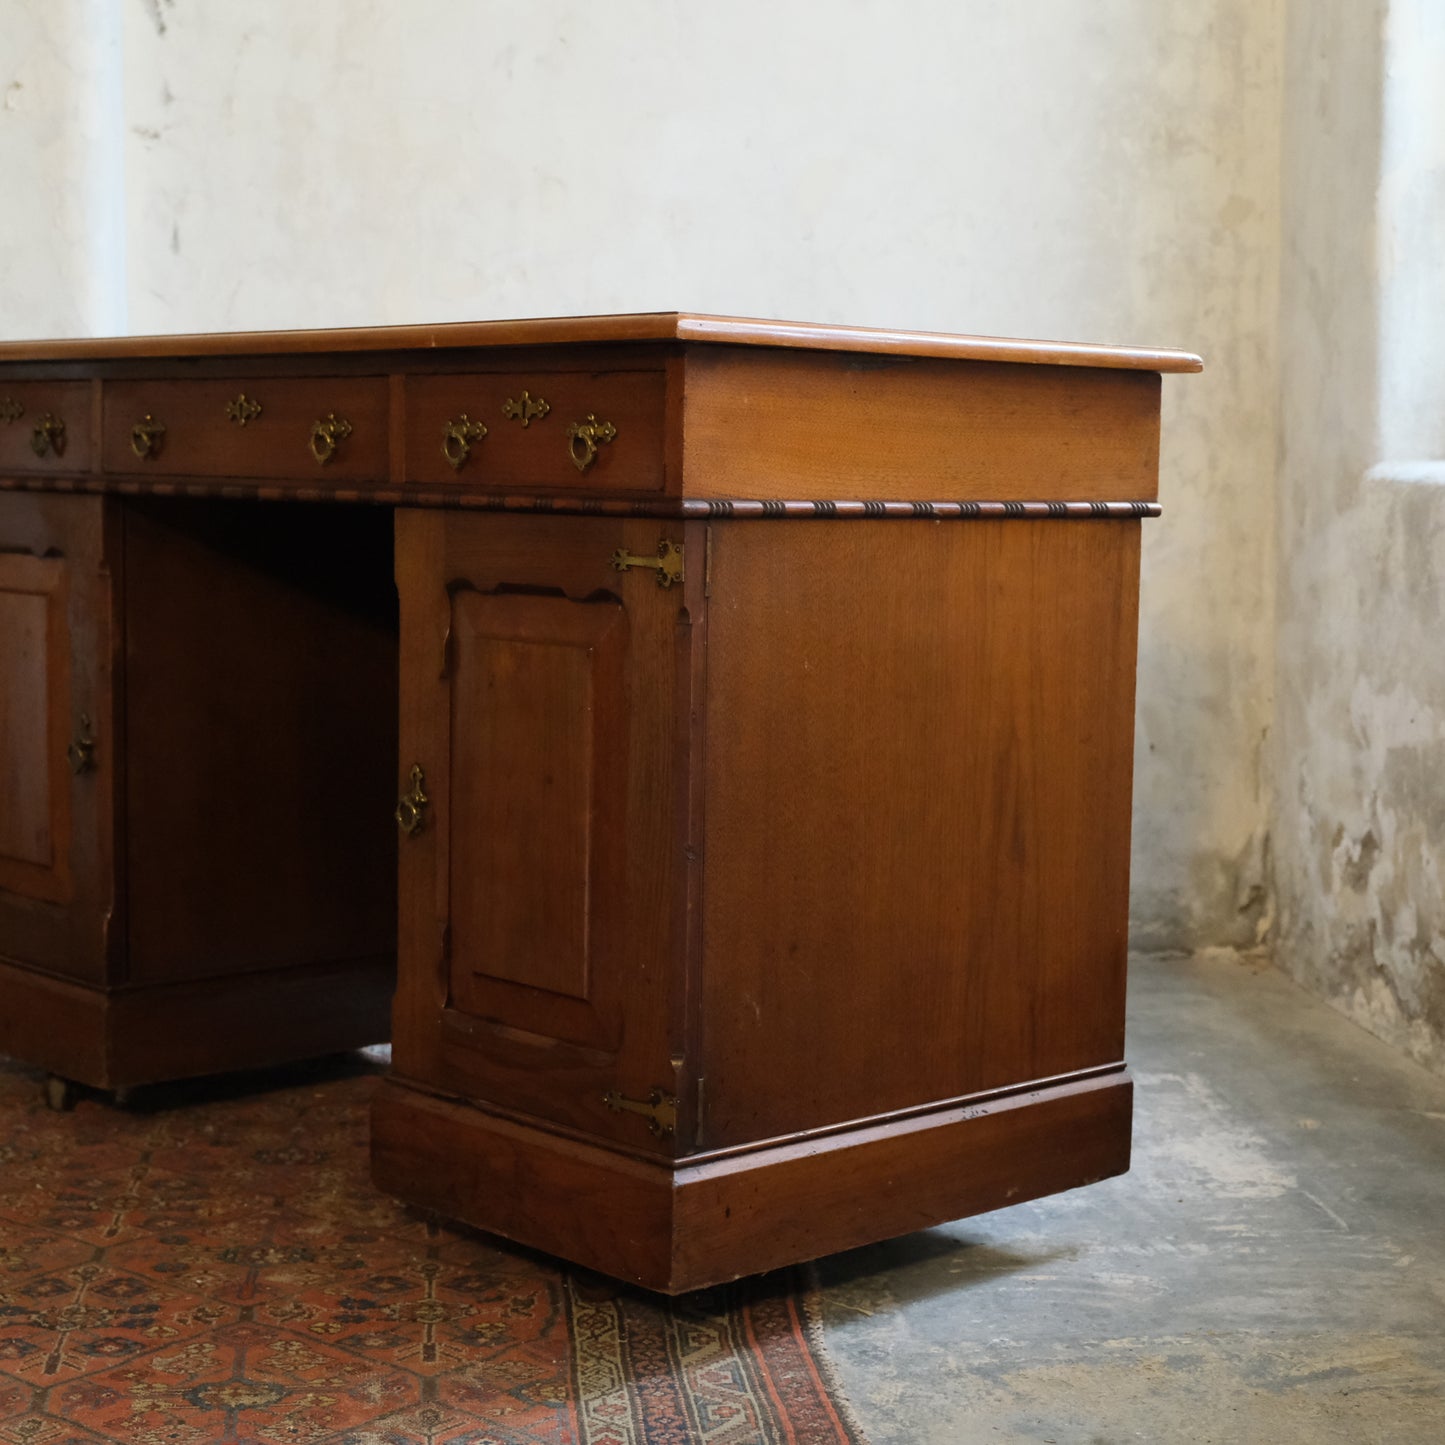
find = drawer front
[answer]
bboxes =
[102,378,389,482]
[405,371,665,490]
[0,382,92,474]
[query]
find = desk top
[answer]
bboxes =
[0,312,1203,372]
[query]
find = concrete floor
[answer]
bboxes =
[813,951,1445,1444]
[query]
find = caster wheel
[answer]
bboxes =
[44,1076,79,1112]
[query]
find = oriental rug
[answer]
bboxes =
[0,1051,862,1444]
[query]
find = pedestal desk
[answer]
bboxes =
[0,314,1199,1291]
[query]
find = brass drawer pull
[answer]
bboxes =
[309,413,353,466]
[29,413,66,458]
[67,714,96,775]
[503,391,550,428]
[567,414,616,473]
[395,764,429,837]
[130,414,166,460]
[442,415,487,471]
[226,394,262,426]
[0,396,23,425]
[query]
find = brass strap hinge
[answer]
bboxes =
[603,1087,678,1136]
[610,539,684,589]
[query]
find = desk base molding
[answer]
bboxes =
[0,952,394,1092]
[371,1069,1133,1295]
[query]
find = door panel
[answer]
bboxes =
[392,510,699,1152]
[0,556,71,898]
[448,590,627,1038]
[0,494,118,982]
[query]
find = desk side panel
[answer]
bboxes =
[698,517,1142,1148]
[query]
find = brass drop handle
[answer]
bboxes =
[309,413,353,466]
[441,415,487,472]
[29,413,66,459]
[0,396,23,425]
[566,414,617,473]
[67,715,96,775]
[395,764,429,837]
[130,414,166,460]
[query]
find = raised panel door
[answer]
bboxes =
[392,509,701,1153]
[0,494,118,981]
[0,553,72,903]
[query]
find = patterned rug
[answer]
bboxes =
[0,1051,862,1444]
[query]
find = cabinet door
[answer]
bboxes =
[0,495,118,981]
[392,510,701,1152]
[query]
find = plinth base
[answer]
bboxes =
[371,1068,1133,1294]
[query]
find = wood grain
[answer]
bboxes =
[681,348,1163,501]
[698,518,1141,1147]
[448,591,622,1006]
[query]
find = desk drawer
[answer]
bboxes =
[102,378,388,482]
[0,382,92,474]
[405,371,666,490]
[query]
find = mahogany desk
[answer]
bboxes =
[0,314,1199,1290]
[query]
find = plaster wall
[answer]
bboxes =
[0,0,1283,953]
[0,0,124,335]
[1272,0,1445,1075]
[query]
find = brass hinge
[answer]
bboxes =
[704,526,713,598]
[611,539,684,589]
[603,1087,678,1136]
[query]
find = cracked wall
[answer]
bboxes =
[1274,0,1445,1075]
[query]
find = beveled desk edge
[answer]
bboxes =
[0,311,1204,372]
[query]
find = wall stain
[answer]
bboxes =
[140,0,176,39]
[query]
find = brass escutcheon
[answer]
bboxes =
[226,393,262,426]
[309,413,353,465]
[0,396,23,425]
[566,414,617,473]
[67,714,96,775]
[29,413,65,459]
[395,764,429,837]
[502,391,549,428]
[441,414,487,471]
[130,414,166,460]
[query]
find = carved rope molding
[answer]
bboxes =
[0,474,1161,520]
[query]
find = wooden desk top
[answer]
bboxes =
[0,314,1197,514]
[0,312,1203,372]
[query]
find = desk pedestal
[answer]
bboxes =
[0,492,397,1090]
[375,510,1141,1291]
